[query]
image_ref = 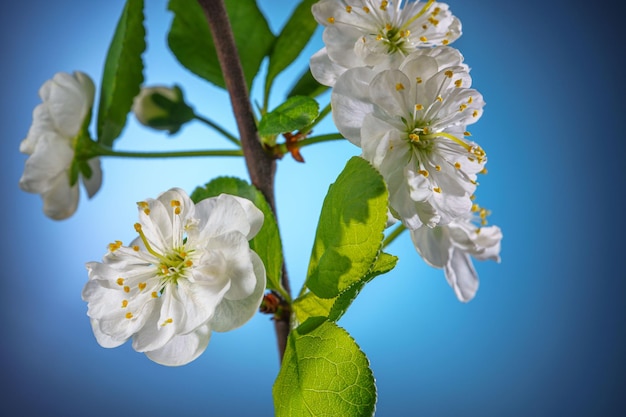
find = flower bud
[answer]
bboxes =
[132,85,194,134]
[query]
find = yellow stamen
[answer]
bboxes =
[380,0,388,10]
[454,79,462,88]
[419,36,428,42]
[415,104,424,111]
[116,278,124,286]
[454,162,461,169]
[435,165,441,171]
[108,241,122,252]
[433,187,442,193]
[161,318,173,327]
[409,133,420,142]
[151,291,158,298]
[444,70,453,78]
[345,5,352,13]
[401,0,435,30]
[125,312,133,319]
[416,77,423,84]
[459,104,467,112]
[138,282,146,291]
[418,170,429,177]
[327,16,335,24]
[363,6,370,13]
[121,300,128,308]
[124,286,130,293]
[442,39,449,45]
[396,83,405,91]
[185,260,193,267]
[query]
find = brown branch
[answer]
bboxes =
[196,0,291,361]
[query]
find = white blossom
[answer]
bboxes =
[310,0,461,86]
[410,211,502,302]
[332,47,486,228]
[19,71,101,220]
[82,188,266,366]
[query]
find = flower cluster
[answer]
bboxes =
[82,188,266,366]
[313,0,501,301]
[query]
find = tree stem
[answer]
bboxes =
[197,0,291,361]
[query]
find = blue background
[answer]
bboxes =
[1,0,623,416]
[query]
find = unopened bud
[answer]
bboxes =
[132,85,194,134]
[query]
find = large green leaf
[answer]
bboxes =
[190,177,285,298]
[305,157,388,299]
[167,0,274,90]
[97,0,146,146]
[294,252,398,326]
[288,68,329,99]
[258,96,319,137]
[273,320,377,417]
[265,0,318,99]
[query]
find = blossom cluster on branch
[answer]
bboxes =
[310,0,502,301]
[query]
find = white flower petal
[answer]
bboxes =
[193,194,263,241]
[444,249,478,302]
[211,251,266,332]
[144,323,211,367]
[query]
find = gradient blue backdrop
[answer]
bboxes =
[1,1,623,416]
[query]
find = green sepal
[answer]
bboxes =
[97,0,146,146]
[273,320,377,417]
[190,177,286,300]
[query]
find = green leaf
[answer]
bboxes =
[288,68,329,99]
[265,0,318,99]
[258,96,319,137]
[167,0,274,90]
[97,0,146,146]
[306,157,388,299]
[190,177,284,298]
[294,252,398,326]
[273,320,377,417]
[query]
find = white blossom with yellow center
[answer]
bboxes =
[409,208,502,302]
[82,188,266,366]
[310,0,461,86]
[332,47,486,228]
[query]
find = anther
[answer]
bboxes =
[416,77,423,84]
[363,6,370,13]
[327,17,335,24]
[396,83,405,91]
[121,300,128,308]
[480,168,488,174]
[125,312,133,319]
[473,110,479,117]
[385,23,392,31]
[138,282,147,291]
[134,223,142,232]
[454,162,461,169]
[433,187,442,193]
[454,79,462,88]
[151,291,158,298]
[420,36,428,42]
[116,278,125,286]
[185,260,193,267]
[108,241,122,252]
[419,169,429,177]
[161,318,173,327]
[415,104,424,111]
[409,133,420,142]
[436,95,443,102]
[380,0,388,10]
[444,70,453,78]
[464,131,471,136]
[442,39,449,45]
[435,165,441,171]
[345,5,352,13]
[459,104,467,112]
[124,286,130,293]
